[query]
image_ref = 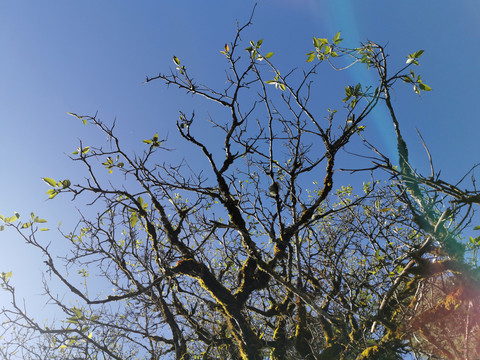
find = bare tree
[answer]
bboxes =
[2,14,480,360]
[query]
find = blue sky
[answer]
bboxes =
[1,0,480,328]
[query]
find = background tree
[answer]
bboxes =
[1,15,480,360]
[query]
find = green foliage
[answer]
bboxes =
[406,49,424,65]
[71,146,90,155]
[102,155,124,173]
[67,112,88,125]
[142,132,162,147]
[42,177,71,199]
[173,55,186,74]
[244,38,274,63]
[0,271,12,283]
[403,69,432,95]
[265,73,286,91]
[343,83,363,107]
[245,38,263,59]
[306,31,341,62]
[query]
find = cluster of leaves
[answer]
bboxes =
[245,39,274,62]
[306,31,342,62]
[403,50,433,94]
[42,177,71,199]
[142,133,163,148]
[0,212,48,232]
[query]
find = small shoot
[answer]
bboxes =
[42,177,71,199]
[306,32,341,62]
[102,156,124,174]
[67,112,88,125]
[406,50,424,65]
[142,133,162,148]
[403,69,432,95]
[220,43,230,57]
[265,74,286,91]
[173,56,186,75]
[72,146,90,156]
[245,39,273,61]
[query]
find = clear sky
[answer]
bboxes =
[1,0,479,329]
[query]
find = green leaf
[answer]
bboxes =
[130,212,138,228]
[313,37,320,48]
[80,325,90,333]
[42,177,57,187]
[173,56,180,65]
[34,217,47,223]
[0,225,4,231]
[413,50,424,58]
[418,83,432,91]
[46,189,58,199]
[474,226,480,230]
[406,54,419,65]
[306,52,316,62]
[66,317,79,324]
[333,31,343,44]
[1,271,12,281]
[5,215,18,224]
[67,112,87,125]
[40,228,50,231]
[406,56,419,65]
[61,179,71,188]
[265,52,274,59]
